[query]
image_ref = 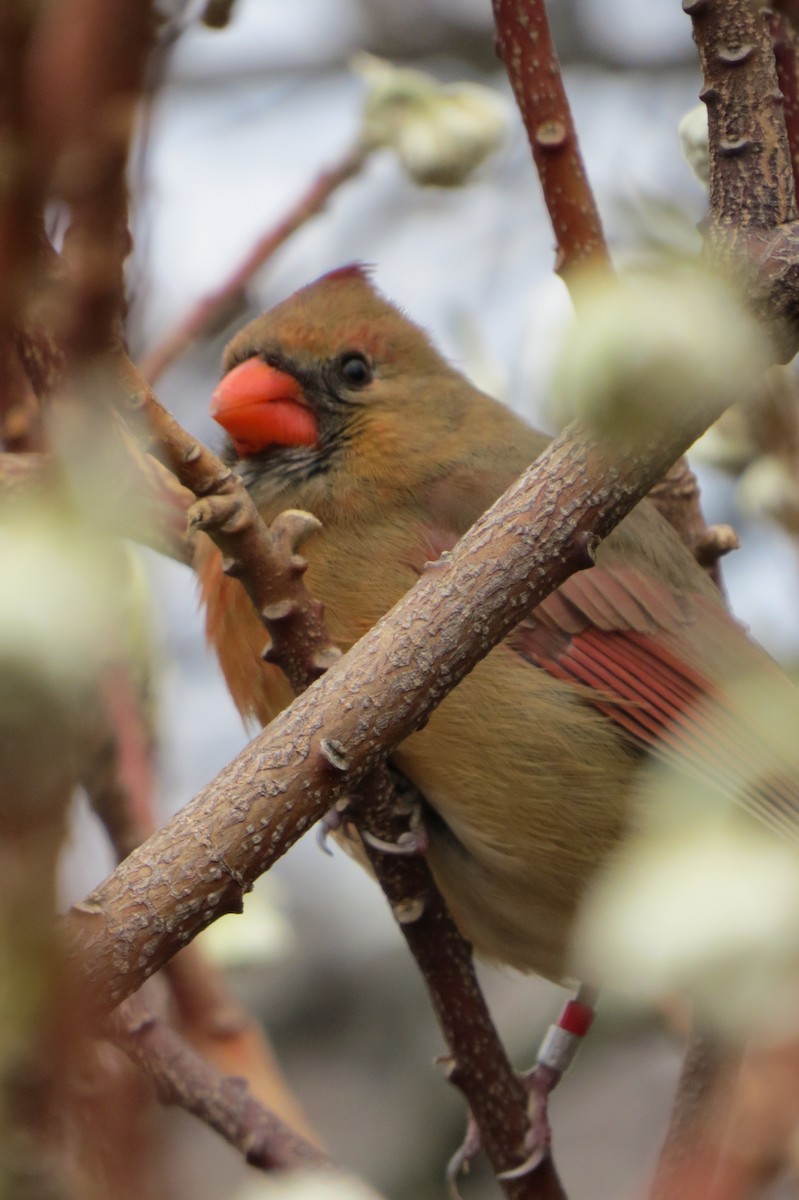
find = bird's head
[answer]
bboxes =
[210,265,467,510]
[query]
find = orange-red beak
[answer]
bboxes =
[210,358,319,457]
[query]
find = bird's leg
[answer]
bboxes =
[499,984,598,1181]
[445,986,597,1194]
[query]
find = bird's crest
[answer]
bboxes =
[315,262,375,287]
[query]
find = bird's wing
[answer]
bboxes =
[509,565,799,840]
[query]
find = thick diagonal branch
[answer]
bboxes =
[66,367,738,1015]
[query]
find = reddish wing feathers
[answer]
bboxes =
[510,567,799,838]
[511,566,710,751]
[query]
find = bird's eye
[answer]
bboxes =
[338,352,373,387]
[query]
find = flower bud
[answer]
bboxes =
[678,103,709,187]
[353,53,508,188]
[553,266,769,446]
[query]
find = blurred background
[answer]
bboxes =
[59,1,799,1197]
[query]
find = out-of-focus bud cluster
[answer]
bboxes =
[693,365,799,534]
[352,53,509,188]
[234,1172,385,1200]
[551,265,769,445]
[0,501,153,825]
[199,877,293,969]
[573,674,799,1043]
[0,506,128,699]
[677,102,799,536]
[678,102,710,187]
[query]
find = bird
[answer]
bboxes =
[196,263,799,985]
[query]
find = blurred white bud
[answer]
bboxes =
[574,819,799,1042]
[737,455,799,529]
[678,103,709,187]
[0,507,130,698]
[352,53,509,187]
[198,879,293,968]
[574,673,799,1041]
[234,1172,385,1200]
[692,411,757,475]
[552,267,769,443]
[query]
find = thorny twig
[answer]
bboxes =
[687,0,796,233]
[355,769,567,1198]
[165,944,322,1147]
[491,0,609,283]
[491,0,730,577]
[110,995,333,1173]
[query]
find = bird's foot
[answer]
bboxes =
[446,1110,482,1199]
[359,785,429,855]
[318,790,429,856]
[446,990,597,1193]
[504,989,597,1178]
[445,1071,554,1197]
[496,1063,559,1181]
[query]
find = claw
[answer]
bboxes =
[517,1062,557,1166]
[316,799,351,855]
[446,1111,482,1200]
[496,1144,546,1182]
[360,826,428,855]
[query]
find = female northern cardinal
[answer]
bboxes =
[197,265,798,983]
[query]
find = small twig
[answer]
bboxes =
[140,143,370,382]
[650,1030,742,1200]
[492,0,726,577]
[82,661,157,863]
[491,0,610,282]
[109,995,333,1173]
[115,353,342,692]
[647,459,738,583]
[191,500,341,693]
[166,944,323,1147]
[355,768,567,1199]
